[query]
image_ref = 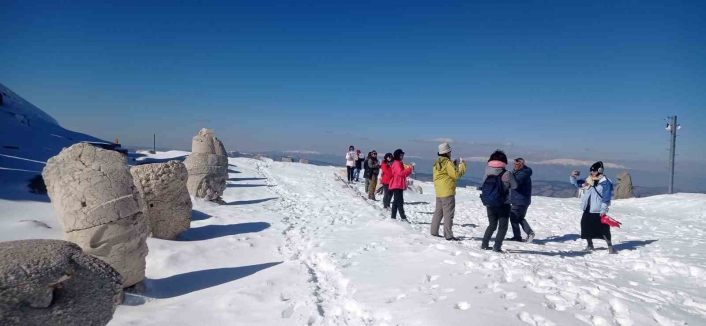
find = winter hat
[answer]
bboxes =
[393,149,405,161]
[488,150,508,164]
[438,143,452,155]
[590,161,604,174]
[356,149,361,154]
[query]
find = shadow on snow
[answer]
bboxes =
[177,222,270,241]
[142,262,282,299]
[191,210,212,221]
[226,198,278,206]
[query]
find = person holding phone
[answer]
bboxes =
[570,162,616,254]
[431,143,466,240]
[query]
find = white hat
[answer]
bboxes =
[438,143,452,155]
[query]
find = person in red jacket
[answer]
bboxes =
[389,149,413,221]
[379,153,394,209]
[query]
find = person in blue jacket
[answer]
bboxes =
[509,158,535,243]
[570,161,616,254]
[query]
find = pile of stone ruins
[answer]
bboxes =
[2,128,234,325]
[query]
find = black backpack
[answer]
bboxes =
[480,170,507,207]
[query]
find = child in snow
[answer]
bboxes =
[479,150,518,253]
[389,149,413,221]
[570,161,616,254]
[354,149,363,182]
[345,146,357,183]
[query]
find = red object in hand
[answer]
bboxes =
[601,214,622,228]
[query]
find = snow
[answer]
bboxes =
[1,151,705,326]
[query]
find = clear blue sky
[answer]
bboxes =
[3,0,704,164]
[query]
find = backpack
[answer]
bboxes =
[480,170,507,207]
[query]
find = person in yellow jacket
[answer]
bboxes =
[431,143,466,240]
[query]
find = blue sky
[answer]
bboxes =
[2,0,705,165]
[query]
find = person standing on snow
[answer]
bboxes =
[363,152,372,191]
[389,149,413,221]
[366,151,381,200]
[570,161,616,254]
[354,149,363,182]
[379,153,394,209]
[430,143,466,241]
[345,146,357,183]
[480,150,518,253]
[508,158,535,243]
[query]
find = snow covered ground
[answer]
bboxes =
[2,152,706,326]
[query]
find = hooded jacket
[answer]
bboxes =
[389,160,413,190]
[510,166,533,206]
[570,174,613,214]
[432,157,466,198]
[367,157,380,179]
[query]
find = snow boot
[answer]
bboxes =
[480,245,492,250]
[492,248,504,253]
[526,233,535,244]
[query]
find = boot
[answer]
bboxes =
[608,246,617,254]
[583,245,595,252]
[526,232,535,244]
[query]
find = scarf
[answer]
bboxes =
[581,174,603,190]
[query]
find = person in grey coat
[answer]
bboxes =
[480,150,518,252]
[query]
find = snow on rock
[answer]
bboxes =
[42,143,149,287]
[2,152,706,326]
[130,161,192,240]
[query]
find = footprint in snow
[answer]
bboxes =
[455,302,471,310]
[426,275,440,283]
[518,311,556,326]
[443,260,457,265]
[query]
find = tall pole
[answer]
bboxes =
[668,116,677,194]
[153,134,156,153]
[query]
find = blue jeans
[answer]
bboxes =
[354,168,360,181]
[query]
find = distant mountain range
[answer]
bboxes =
[234,151,702,198]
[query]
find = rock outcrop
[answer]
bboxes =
[0,240,123,326]
[130,161,192,240]
[184,129,228,202]
[42,143,149,287]
[614,172,635,199]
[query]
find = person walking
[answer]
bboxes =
[508,158,535,243]
[366,151,381,200]
[379,153,394,209]
[389,149,413,221]
[354,149,363,182]
[363,152,372,191]
[345,146,357,183]
[480,150,518,253]
[430,143,466,241]
[570,161,616,254]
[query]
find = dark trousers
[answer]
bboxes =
[347,166,354,182]
[391,189,406,219]
[510,205,534,239]
[382,184,392,208]
[482,204,511,250]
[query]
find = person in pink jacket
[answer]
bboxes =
[389,149,413,221]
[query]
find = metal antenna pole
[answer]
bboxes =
[153,134,156,153]
[668,116,677,194]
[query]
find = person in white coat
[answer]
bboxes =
[345,145,358,183]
